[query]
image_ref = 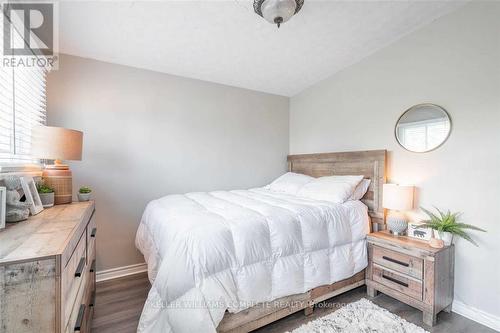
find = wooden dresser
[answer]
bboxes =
[0,202,96,333]
[366,231,454,326]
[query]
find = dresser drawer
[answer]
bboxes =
[62,231,88,328]
[66,256,95,333]
[87,217,96,298]
[85,269,96,332]
[65,272,92,333]
[372,245,423,279]
[86,215,96,262]
[87,242,96,312]
[372,265,422,301]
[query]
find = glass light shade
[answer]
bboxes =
[261,0,297,25]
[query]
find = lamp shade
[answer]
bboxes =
[383,184,414,211]
[31,125,83,161]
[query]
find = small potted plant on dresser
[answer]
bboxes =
[419,207,486,248]
[37,182,55,208]
[78,186,92,202]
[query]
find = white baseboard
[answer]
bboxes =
[96,263,147,282]
[453,300,500,332]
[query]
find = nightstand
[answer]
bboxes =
[366,231,454,326]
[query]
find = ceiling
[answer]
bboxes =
[58,1,464,97]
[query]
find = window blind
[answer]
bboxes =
[398,119,449,152]
[0,13,47,166]
[0,67,14,156]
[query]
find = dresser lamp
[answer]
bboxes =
[382,184,414,236]
[31,126,83,204]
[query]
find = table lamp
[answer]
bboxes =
[31,126,83,204]
[382,184,414,236]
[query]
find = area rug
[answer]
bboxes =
[288,298,429,333]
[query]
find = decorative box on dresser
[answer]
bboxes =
[0,201,96,333]
[366,231,454,326]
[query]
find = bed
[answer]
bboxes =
[135,150,386,333]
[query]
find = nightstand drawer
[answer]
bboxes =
[373,245,423,279]
[372,265,422,301]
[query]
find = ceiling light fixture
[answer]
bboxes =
[253,0,304,28]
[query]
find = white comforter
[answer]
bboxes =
[135,188,369,333]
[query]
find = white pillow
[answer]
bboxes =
[297,175,364,204]
[267,172,314,195]
[349,179,371,201]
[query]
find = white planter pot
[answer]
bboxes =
[434,230,453,246]
[39,192,54,208]
[78,193,91,202]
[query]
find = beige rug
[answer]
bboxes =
[288,298,429,333]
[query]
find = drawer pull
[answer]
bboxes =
[90,259,96,273]
[90,227,97,238]
[382,274,409,288]
[74,304,85,331]
[89,291,96,307]
[75,257,85,277]
[382,256,409,267]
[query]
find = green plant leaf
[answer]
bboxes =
[418,206,485,246]
[421,207,439,222]
[79,186,92,194]
[453,223,486,232]
[452,228,479,247]
[37,183,54,193]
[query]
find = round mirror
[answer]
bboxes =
[395,104,451,153]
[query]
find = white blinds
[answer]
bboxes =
[13,67,47,158]
[0,67,14,155]
[398,119,449,152]
[0,16,47,166]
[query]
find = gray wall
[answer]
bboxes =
[47,54,289,271]
[290,2,500,321]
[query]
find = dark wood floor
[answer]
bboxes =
[91,273,496,333]
[91,273,150,333]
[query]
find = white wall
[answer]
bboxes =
[290,2,500,324]
[47,54,289,271]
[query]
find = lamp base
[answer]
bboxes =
[42,166,73,205]
[45,159,69,170]
[387,211,408,236]
[389,230,407,236]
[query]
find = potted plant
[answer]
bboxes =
[418,207,486,247]
[36,182,55,208]
[78,186,92,202]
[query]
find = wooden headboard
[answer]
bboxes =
[287,150,387,231]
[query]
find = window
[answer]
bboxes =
[397,119,450,152]
[0,15,48,167]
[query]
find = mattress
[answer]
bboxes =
[135,188,370,333]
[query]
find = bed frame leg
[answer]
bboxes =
[304,304,314,316]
